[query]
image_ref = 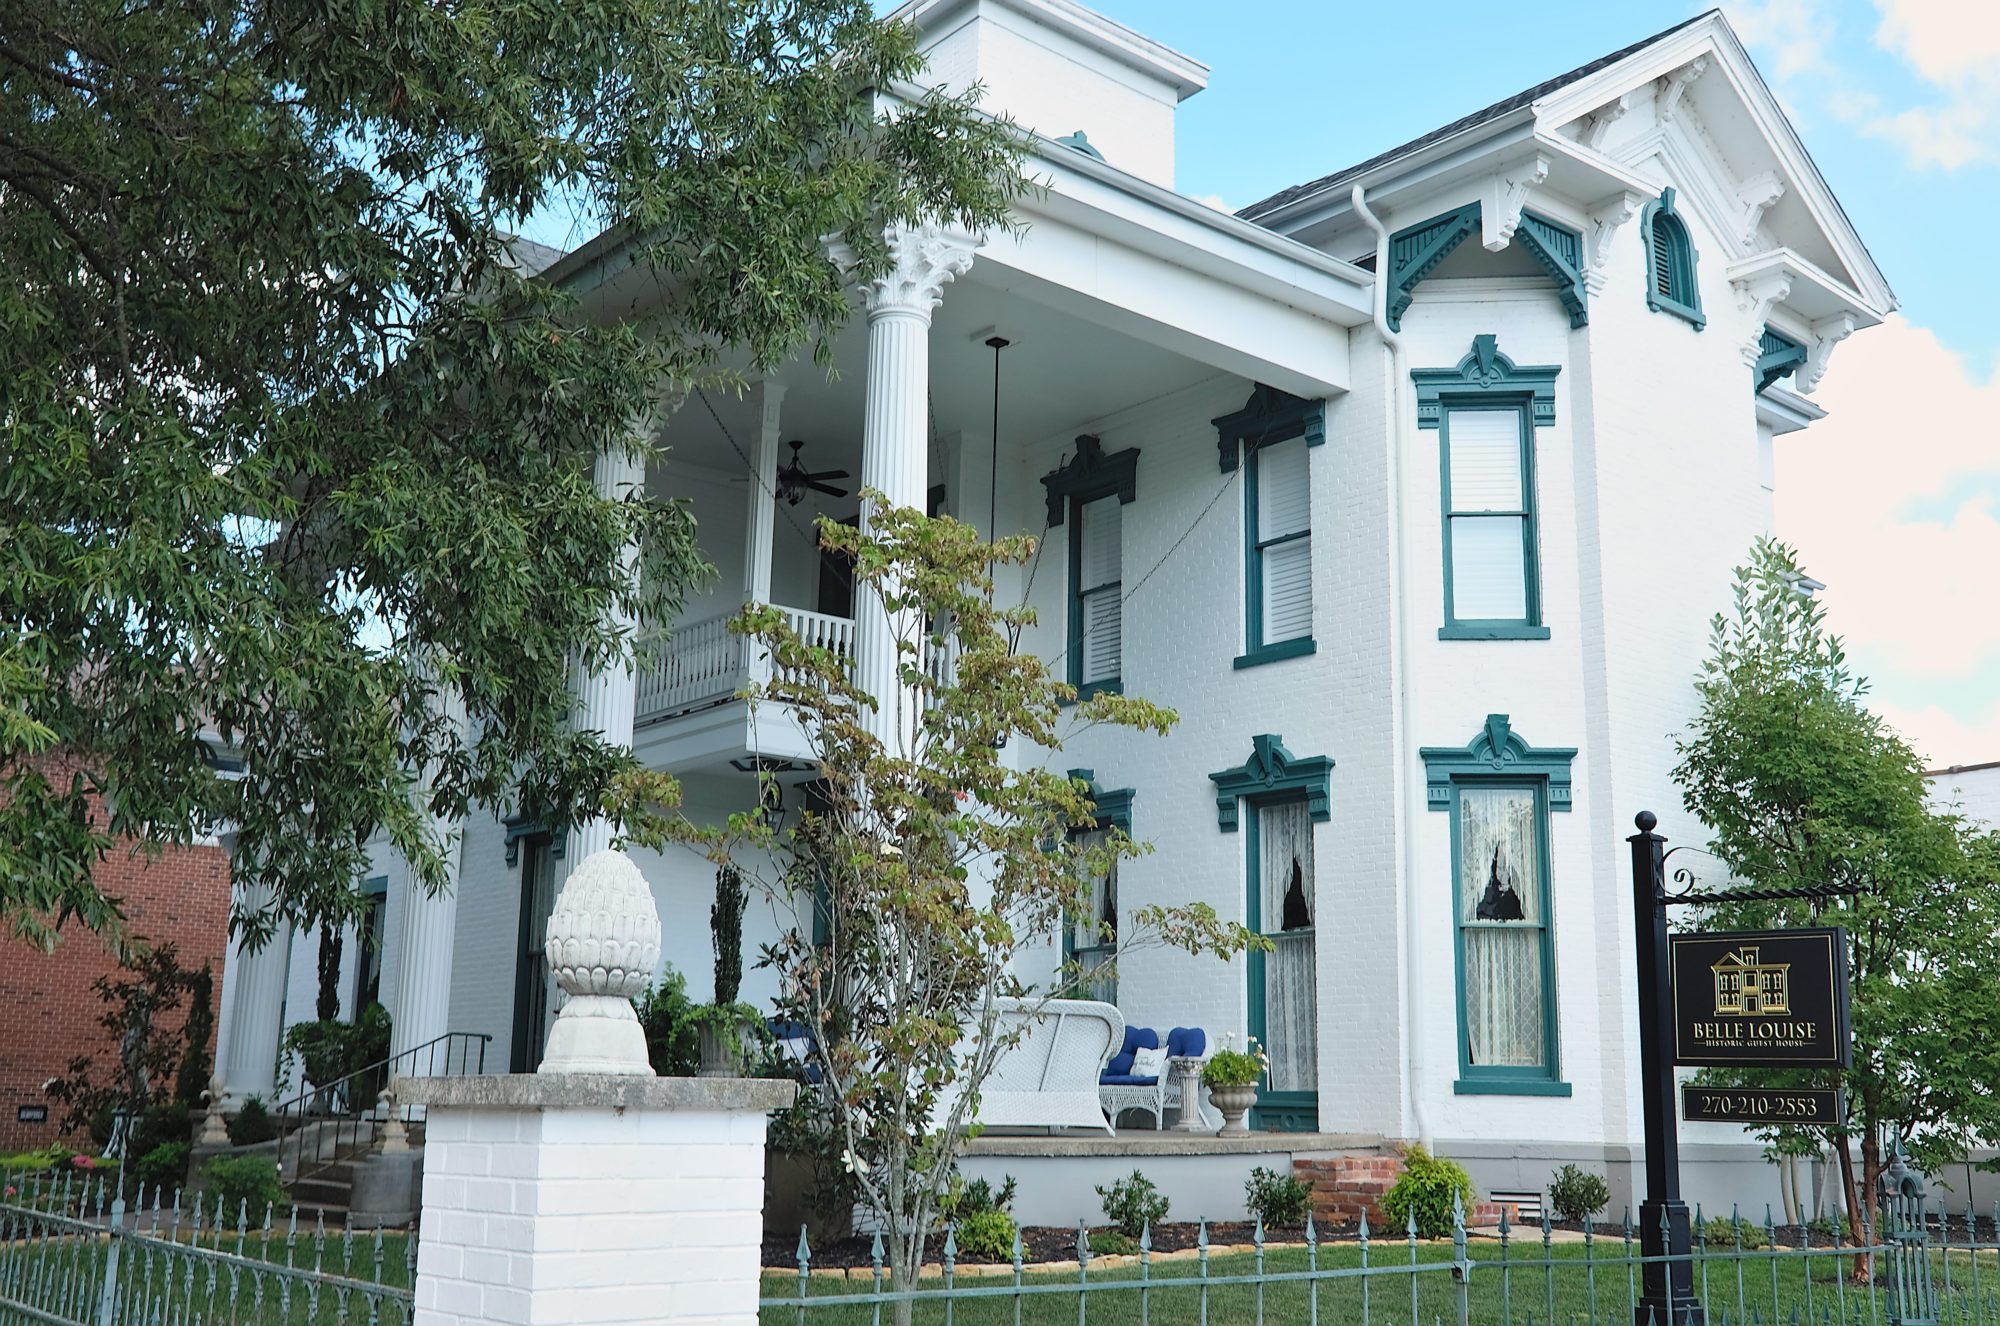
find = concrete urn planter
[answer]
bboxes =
[1207,1084,1257,1136]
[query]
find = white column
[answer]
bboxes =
[391,686,466,1070]
[742,380,784,692]
[570,443,645,863]
[218,885,290,1108]
[846,225,977,747]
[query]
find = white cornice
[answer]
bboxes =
[891,0,1209,99]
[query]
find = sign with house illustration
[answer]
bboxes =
[1668,927,1850,1067]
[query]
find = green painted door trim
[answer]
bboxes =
[1243,795,1319,1132]
[1640,187,1705,330]
[503,813,567,866]
[509,832,555,1074]
[1211,384,1326,475]
[1431,394,1548,638]
[1208,734,1334,831]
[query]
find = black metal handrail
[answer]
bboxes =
[274,1030,490,1189]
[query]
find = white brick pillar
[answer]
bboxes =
[570,444,646,863]
[402,1075,796,1326]
[843,225,976,747]
[392,684,466,1069]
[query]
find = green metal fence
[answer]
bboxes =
[762,1196,1998,1326]
[0,1174,414,1326]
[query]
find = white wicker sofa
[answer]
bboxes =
[961,997,1123,1134]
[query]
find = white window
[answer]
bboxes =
[1249,436,1313,651]
[1441,406,1540,630]
[1073,494,1122,692]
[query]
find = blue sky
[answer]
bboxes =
[1069,0,2000,768]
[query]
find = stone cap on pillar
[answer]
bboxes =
[397,1073,797,1113]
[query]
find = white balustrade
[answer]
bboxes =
[638,605,865,723]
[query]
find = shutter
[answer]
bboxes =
[1262,537,1313,643]
[1446,411,1523,511]
[1081,591,1121,684]
[1078,495,1121,591]
[1652,214,1675,298]
[1256,437,1310,540]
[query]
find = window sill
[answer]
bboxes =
[1234,638,1317,670]
[1438,623,1551,641]
[1067,680,1124,705]
[1453,1078,1572,1097]
[1645,293,1707,332]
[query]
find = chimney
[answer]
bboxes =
[895,0,1208,190]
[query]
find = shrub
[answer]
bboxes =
[134,1142,190,1194]
[635,969,702,1076]
[1089,1230,1138,1257]
[1807,1215,1842,1241]
[201,1157,288,1223]
[1201,1038,1268,1089]
[1245,1166,1313,1228]
[226,1097,279,1147]
[1700,1215,1768,1250]
[129,1101,190,1161]
[1547,1163,1611,1223]
[955,1209,1018,1260]
[1380,1146,1476,1239]
[1097,1170,1170,1239]
[940,1174,1016,1220]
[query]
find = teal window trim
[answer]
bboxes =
[1237,434,1315,665]
[362,874,388,898]
[1208,733,1333,832]
[1243,794,1319,1132]
[1044,435,1138,698]
[1211,384,1326,475]
[503,814,567,866]
[1514,211,1589,329]
[1235,638,1318,669]
[1435,399,1547,639]
[1755,326,1808,394]
[1640,188,1705,331]
[1386,202,1483,333]
[1061,771,1131,1002]
[1420,715,1573,1096]
[509,830,556,1074]
[1412,334,1560,431]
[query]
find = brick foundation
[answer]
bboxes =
[1294,1150,1503,1230]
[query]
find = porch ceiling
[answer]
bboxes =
[655,276,1235,484]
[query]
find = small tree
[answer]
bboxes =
[1673,538,2000,1251]
[45,944,204,1154]
[697,499,1254,1315]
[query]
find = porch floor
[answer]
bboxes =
[963,1131,1384,1158]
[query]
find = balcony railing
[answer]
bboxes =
[638,605,956,726]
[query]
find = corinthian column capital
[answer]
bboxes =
[831,223,980,320]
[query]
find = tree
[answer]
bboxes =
[699,500,1256,1315]
[0,2,1024,949]
[1673,537,2000,1246]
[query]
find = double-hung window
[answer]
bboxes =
[1071,493,1123,696]
[1065,827,1118,1003]
[1239,435,1314,667]
[1440,405,1546,639]
[1449,781,1560,1090]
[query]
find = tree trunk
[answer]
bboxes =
[1780,1154,1799,1226]
[316,920,343,1022]
[1836,1133,1872,1283]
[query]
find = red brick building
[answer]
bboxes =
[0,835,230,1152]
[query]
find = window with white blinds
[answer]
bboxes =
[1073,494,1122,690]
[1442,407,1537,627]
[1249,436,1313,648]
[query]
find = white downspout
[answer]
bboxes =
[1352,183,1435,1153]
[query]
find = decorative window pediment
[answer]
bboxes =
[1755,326,1808,394]
[1419,714,1575,812]
[1208,734,1334,831]
[1041,434,1139,526]
[1413,334,1561,430]
[503,814,567,866]
[1067,768,1134,833]
[1211,384,1326,474]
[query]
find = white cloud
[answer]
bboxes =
[1774,315,2000,766]
[1726,0,1839,83]
[1865,0,2000,168]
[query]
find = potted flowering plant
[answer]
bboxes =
[1200,1036,1268,1136]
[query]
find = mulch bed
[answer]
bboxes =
[766,1221,1352,1270]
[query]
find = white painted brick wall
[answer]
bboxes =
[414,1103,771,1326]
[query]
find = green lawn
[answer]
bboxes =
[761,1239,1989,1326]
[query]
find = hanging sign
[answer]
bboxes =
[1681,1085,1843,1125]
[1668,927,1850,1067]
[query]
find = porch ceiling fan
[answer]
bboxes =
[775,439,849,506]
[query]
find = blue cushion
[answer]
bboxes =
[1106,1026,1159,1077]
[1166,1027,1207,1058]
[1099,1074,1160,1087]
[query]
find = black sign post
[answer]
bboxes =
[1629,812,1701,1326]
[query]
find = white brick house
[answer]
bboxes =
[214,0,1895,1212]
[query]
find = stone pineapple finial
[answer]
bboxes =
[537,848,661,1075]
